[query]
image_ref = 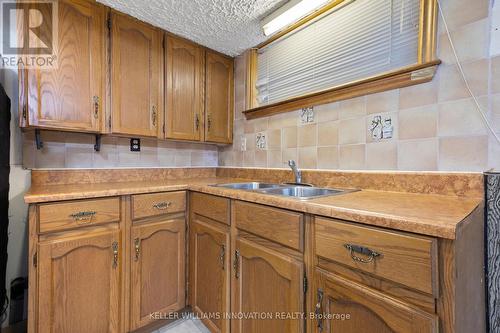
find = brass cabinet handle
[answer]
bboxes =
[22,105,27,120]
[112,241,119,269]
[344,243,381,264]
[207,114,212,132]
[152,201,171,210]
[93,96,99,119]
[69,211,96,224]
[233,250,240,279]
[219,245,225,270]
[316,289,324,332]
[134,238,141,261]
[195,114,200,130]
[151,105,157,126]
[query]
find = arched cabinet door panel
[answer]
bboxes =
[232,238,304,333]
[165,35,204,141]
[314,269,438,333]
[110,12,163,138]
[24,0,106,132]
[205,51,233,144]
[37,229,121,333]
[130,218,185,330]
[189,219,230,333]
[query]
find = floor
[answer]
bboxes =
[155,318,210,333]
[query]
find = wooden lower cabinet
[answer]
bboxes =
[37,229,121,333]
[189,218,230,333]
[232,238,304,333]
[314,269,438,333]
[130,218,186,330]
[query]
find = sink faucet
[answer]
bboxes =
[288,160,302,184]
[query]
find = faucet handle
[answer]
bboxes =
[288,160,296,167]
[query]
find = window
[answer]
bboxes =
[245,0,439,118]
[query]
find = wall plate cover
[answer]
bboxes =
[130,138,141,152]
[240,136,247,151]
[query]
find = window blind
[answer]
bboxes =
[256,0,421,105]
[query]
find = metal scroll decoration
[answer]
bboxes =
[486,171,500,332]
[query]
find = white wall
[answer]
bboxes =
[0,67,30,328]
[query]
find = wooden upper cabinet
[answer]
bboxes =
[130,219,185,330]
[232,238,304,333]
[314,269,438,333]
[37,229,121,333]
[205,51,234,144]
[22,0,106,132]
[110,12,163,138]
[165,35,204,141]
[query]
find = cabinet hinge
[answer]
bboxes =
[108,115,112,130]
[303,275,308,294]
[33,252,38,268]
[162,123,165,135]
[22,105,27,120]
[107,17,112,30]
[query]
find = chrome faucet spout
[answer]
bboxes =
[288,160,302,184]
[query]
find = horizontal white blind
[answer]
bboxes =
[257,0,420,105]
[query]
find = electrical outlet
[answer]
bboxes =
[240,136,247,151]
[300,107,315,124]
[130,138,141,151]
[256,132,267,150]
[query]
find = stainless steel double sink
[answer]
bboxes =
[212,182,357,200]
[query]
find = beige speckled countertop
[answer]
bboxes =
[25,176,482,239]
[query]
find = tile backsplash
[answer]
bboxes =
[219,0,500,172]
[22,131,218,169]
[19,0,500,172]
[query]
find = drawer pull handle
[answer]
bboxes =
[219,245,225,270]
[153,201,171,210]
[344,244,381,264]
[112,241,119,269]
[69,211,96,223]
[134,238,141,261]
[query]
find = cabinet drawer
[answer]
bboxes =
[38,197,120,233]
[315,218,438,296]
[132,191,186,220]
[190,192,230,225]
[234,201,304,251]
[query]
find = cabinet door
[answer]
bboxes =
[314,269,438,333]
[232,238,304,333]
[111,13,162,137]
[130,218,186,329]
[25,0,106,132]
[189,219,230,333]
[165,35,204,141]
[37,230,121,333]
[205,51,233,144]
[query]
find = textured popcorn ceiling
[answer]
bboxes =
[98,0,286,56]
